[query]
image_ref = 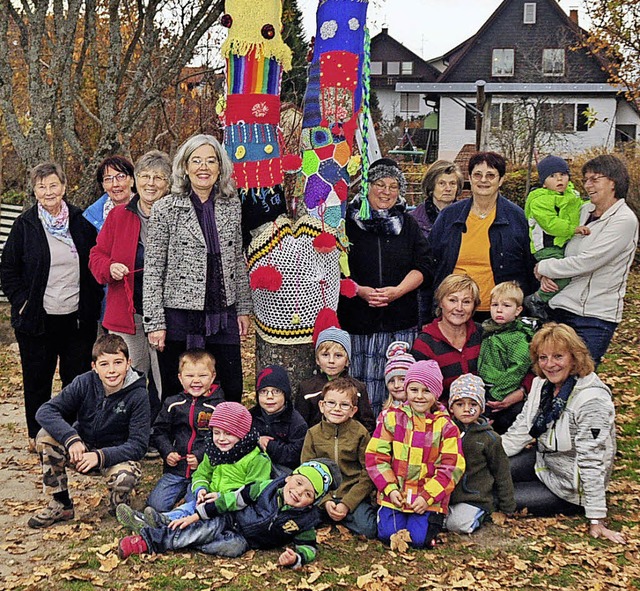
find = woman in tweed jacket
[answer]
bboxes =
[143,134,252,403]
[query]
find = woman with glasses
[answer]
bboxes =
[89,151,172,421]
[0,162,102,452]
[337,158,431,417]
[534,155,638,365]
[428,151,535,322]
[142,134,252,403]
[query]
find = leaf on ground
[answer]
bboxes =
[98,552,119,572]
[389,529,411,553]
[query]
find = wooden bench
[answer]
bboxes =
[0,203,23,302]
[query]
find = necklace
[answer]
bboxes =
[472,203,496,219]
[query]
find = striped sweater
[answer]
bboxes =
[365,404,465,514]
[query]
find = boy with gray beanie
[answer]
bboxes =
[524,155,590,319]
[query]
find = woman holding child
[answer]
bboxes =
[143,134,252,403]
[502,323,625,544]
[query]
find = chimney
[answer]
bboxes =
[569,7,579,25]
[381,27,388,36]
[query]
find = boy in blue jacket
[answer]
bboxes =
[28,334,150,528]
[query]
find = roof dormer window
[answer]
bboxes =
[524,3,537,24]
[492,49,514,77]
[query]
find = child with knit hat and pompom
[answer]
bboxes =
[118,457,342,567]
[366,360,465,548]
[445,374,515,535]
[381,341,416,413]
[116,401,271,532]
[524,154,590,320]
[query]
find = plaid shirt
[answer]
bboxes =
[365,404,464,514]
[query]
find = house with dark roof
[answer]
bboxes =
[369,27,440,120]
[397,0,640,162]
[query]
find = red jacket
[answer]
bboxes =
[89,199,141,334]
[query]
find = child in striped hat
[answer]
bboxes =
[382,341,416,413]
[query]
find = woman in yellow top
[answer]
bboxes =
[428,152,535,321]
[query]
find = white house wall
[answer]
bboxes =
[376,88,431,122]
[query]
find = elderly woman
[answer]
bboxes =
[143,134,252,403]
[502,323,625,544]
[0,162,102,450]
[89,150,172,419]
[84,156,136,232]
[536,155,638,365]
[429,152,534,321]
[410,159,464,325]
[337,158,431,416]
[411,274,483,402]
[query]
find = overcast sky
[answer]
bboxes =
[297,0,589,60]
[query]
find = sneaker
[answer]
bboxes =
[523,293,550,321]
[28,499,74,529]
[143,506,171,528]
[118,535,149,559]
[144,446,161,460]
[116,504,149,534]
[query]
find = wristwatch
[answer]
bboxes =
[590,519,602,525]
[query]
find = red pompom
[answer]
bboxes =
[312,307,340,346]
[340,278,358,298]
[313,232,337,253]
[250,265,282,291]
[282,153,302,173]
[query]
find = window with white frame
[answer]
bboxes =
[387,61,400,75]
[523,3,537,24]
[370,61,383,75]
[401,61,413,75]
[542,49,565,76]
[492,49,514,77]
[400,93,420,113]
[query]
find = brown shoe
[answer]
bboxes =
[28,438,37,454]
[28,499,74,529]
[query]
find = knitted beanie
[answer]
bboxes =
[208,401,252,439]
[403,360,444,399]
[368,158,408,197]
[292,457,342,501]
[384,341,416,385]
[537,155,570,185]
[449,373,486,412]
[256,365,291,399]
[316,327,352,361]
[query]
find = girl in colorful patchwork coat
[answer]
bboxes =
[365,360,465,548]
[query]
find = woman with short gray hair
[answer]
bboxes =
[90,150,172,420]
[142,134,252,402]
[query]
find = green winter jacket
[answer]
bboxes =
[478,318,537,401]
[524,182,584,252]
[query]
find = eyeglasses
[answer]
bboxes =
[471,171,498,181]
[188,158,219,169]
[372,180,400,192]
[137,173,168,184]
[582,174,608,185]
[321,400,353,411]
[103,173,129,185]
[258,388,284,398]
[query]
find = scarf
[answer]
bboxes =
[348,194,406,236]
[203,426,260,466]
[529,375,577,439]
[38,201,76,251]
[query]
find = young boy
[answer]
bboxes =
[524,154,590,319]
[301,377,377,538]
[445,374,515,534]
[366,360,465,549]
[250,365,308,474]
[296,327,375,432]
[28,334,150,528]
[117,458,342,568]
[146,349,224,512]
[478,282,537,434]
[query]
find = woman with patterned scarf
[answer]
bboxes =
[502,323,625,544]
[337,158,431,417]
[0,162,102,452]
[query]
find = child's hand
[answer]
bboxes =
[169,513,200,530]
[410,496,428,514]
[196,489,208,504]
[389,490,404,508]
[574,225,591,236]
[325,501,349,521]
[202,492,219,504]
[278,547,298,567]
[75,451,99,473]
[185,454,198,469]
[258,436,273,451]
[68,441,87,465]
[166,452,181,467]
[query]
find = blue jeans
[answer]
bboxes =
[142,515,247,556]
[324,500,377,539]
[552,309,617,366]
[147,473,195,513]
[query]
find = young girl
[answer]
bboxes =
[366,360,465,548]
[117,402,272,530]
[382,341,416,412]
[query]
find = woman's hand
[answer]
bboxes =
[237,315,250,337]
[589,521,626,544]
[148,330,166,352]
[358,285,391,307]
[539,276,559,293]
[109,263,129,281]
[486,389,524,412]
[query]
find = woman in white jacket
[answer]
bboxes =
[502,323,625,544]
[535,155,638,365]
